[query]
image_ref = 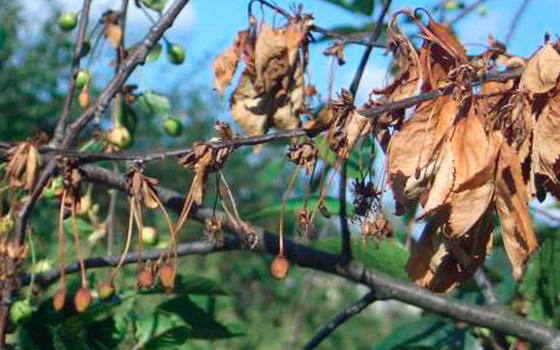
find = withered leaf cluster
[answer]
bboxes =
[372,11,560,292]
[213,14,312,137]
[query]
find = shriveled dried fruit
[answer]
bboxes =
[74,287,92,313]
[53,290,66,312]
[138,267,155,289]
[97,282,116,302]
[158,263,175,293]
[270,255,290,280]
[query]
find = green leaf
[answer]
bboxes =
[62,217,93,237]
[314,236,409,279]
[135,311,191,349]
[245,196,348,221]
[320,0,375,16]
[136,91,171,116]
[519,233,560,322]
[159,296,246,339]
[138,0,168,13]
[372,316,478,350]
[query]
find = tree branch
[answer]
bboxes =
[301,291,376,350]
[448,0,488,26]
[339,0,392,258]
[73,164,560,349]
[52,0,93,146]
[14,0,194,245]
[505,0,532,46]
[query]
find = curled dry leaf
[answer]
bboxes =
[520,44,560,94]
[328,90,371,158]
[213,31,248,96]
[406,213,493,293]
[229,18,311,137]
[495,141,536,280]
[179,143,232,204]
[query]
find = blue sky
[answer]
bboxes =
[30,0,560,107]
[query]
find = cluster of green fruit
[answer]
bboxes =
[58,11,186,65]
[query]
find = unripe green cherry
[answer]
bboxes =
[166,43,185,65]
[75,70,90,90]
[59,12,78,32]
[163,117,183,137]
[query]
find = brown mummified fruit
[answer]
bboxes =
[158,263,175,293]
[270,255,290,280]
[97,282,116,302]
[53,289,66,312]
[74,287,92,313]
[138,266,155,289]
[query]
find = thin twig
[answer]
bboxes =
[505,0,532,46]
[474,268,499,305]
[448,0,488,26]
[338,0,392,259]
[301,291,376,350]
[52,0,93,146]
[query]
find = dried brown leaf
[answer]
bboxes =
[213,31,247,96]
[496,142,537,280]
[520,44,560,94]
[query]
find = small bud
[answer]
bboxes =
[158,264,175,293]
[97,282,116,302]
[75,70,91,90]
[270,255,290,280]
[53,289,66,312]
[74,287,92,313]
[138,267,154,289]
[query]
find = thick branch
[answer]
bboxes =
[75,164,560,349]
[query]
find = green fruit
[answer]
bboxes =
[166,43,185,65]
[163,117,183,137]
[80,41,91,58]
[75,70,90,90]
[443,1,458,11]
[59,12,78,32]
[10,300,32,326]
[141,226,159,246]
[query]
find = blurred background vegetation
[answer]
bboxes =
[2,0,560,349]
